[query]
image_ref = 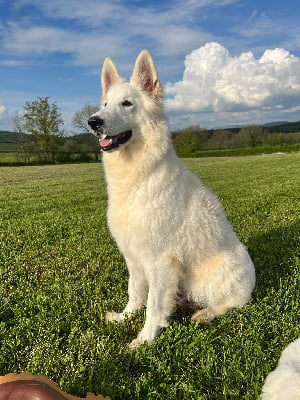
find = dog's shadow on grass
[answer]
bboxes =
[247,220,300,297]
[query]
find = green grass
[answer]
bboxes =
[194,143,300,158]
[0,154,299,399]
[0,150,43,165]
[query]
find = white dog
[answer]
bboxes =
[261,338,300,399]
[88,50,256,348]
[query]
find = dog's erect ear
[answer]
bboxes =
[101,57,124,98]
[130,50,162,99]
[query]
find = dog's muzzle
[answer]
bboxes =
[88,115,132,152]
[88,115,104,132]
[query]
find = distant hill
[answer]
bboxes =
[263,121,300,133]
[0,130,20,143]
[213,120,300,132]
[263,121,289,127]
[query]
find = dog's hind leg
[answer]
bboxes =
[191,303,229,324]
[191,295,246,324]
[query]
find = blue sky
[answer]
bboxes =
[0,0,300,132]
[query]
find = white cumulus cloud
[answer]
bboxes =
[0,104,7,118]
[165,42,300,115]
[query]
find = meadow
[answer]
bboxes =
[0,154,299,399]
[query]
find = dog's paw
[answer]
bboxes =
[191,308,214,324]
[128,337,148,350]
[105,311,124,323]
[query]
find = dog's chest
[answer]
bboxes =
[108,188,152,237]
[107,181,172,255]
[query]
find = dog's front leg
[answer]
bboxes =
[129,262,179,349]
[105,261,148,323]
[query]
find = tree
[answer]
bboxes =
[72,104,98,133]
[172,126,202,157]
[11,113,36,163]
[205,129,232,149]
[22,96,64,160]
[238,125,266,147]
[72,104,100,160]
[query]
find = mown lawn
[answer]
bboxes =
[0,154,299,399]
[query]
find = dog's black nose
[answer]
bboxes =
[88,116,104,131]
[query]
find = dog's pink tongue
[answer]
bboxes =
[99,137,112,148]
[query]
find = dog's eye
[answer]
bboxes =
[104,102,107,107]
[122,100,132,107]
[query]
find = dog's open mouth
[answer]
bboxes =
[99,131,132,152]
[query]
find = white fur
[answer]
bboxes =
[261,338,300,399]
[92,50,255,348]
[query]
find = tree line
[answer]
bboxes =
[173,125,300,157]
[9,96,300,161]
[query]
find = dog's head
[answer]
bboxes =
[88,50,163,152]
